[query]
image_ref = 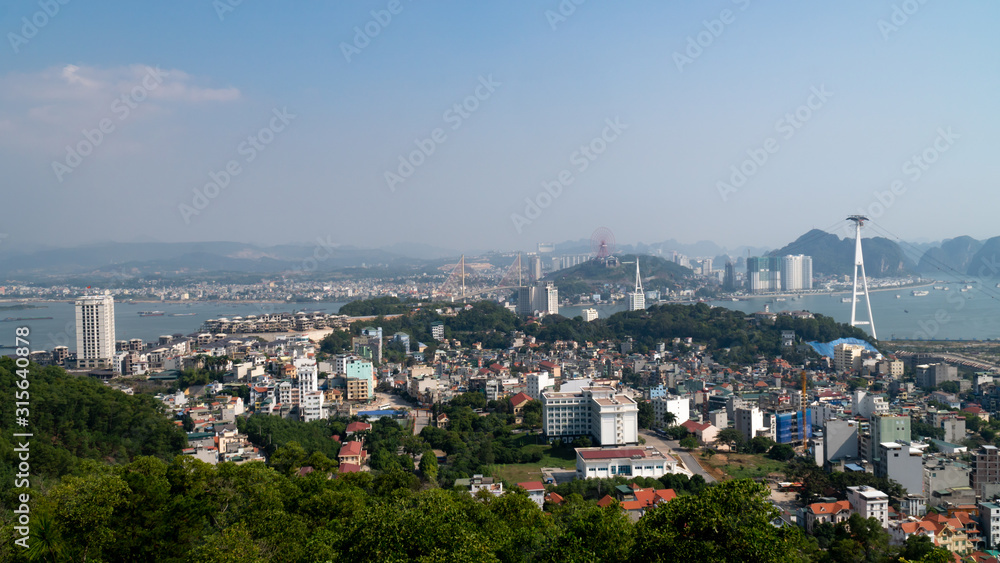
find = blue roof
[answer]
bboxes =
[357,410,406,418]
[844,463,865,472]
[806,338,878,358]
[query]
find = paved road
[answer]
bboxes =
[638,430,716,483]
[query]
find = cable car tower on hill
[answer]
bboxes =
[847,215,877,340]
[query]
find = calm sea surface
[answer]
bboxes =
[7,279,1000,353]
[0,301,345,351]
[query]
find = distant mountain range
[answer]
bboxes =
[0,241,431,278]
[768,230,1000,279]
[3,233,999,280]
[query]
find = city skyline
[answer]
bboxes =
[2,2,997,253]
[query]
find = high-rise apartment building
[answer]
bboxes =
[746,256,782,293]
[517,282,559,316]
[75,294,116,369]
[781,255,813,291]
[530,254,542,281]
[723,262,738,291]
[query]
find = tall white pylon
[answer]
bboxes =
[847,216,877,339]
[628,258,645,311]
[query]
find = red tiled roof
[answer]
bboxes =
[339,441,364,457]
[545,492,564,505]
[510,392,532,407]
[346,421,371,433]
[681,420,711,432]
[517,481,545,491]
[579,448,646,460]
[596,494,616,508]
[338,462,362,473]
[807,500,851,515]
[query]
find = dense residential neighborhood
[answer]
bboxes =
[9,294,1000,562]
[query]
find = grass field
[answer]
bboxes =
[486,439,577,484]
[700,452,787,481]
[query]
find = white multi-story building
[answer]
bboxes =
[300,390,325,422]
[980,502,1000,550]
[847,485,889,528]
[834,343,866,372]
[853,390,889,420]
[295,356,318,395]
[575,446,690,480]
[652,395,689,427]
[516,282,559,316]
[582,308,599,322]
[735,406,766,442]
[75,294,116,369]
[526,372,554,401]
[542,386,638,446]
[781,255,813,291]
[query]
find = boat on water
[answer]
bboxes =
[170,313,198,316]
[961,288,970,292]
[841,297,852,303]
[1,316,54,322]
[912,290,929,297]
[775,298,786,302]
[138,311,165,316]
[896,294,901,299]
[934,286,944,290]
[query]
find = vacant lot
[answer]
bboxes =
[700,452,787,482]
[487,441,577,485]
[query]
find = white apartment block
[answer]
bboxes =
[735,406,767,442]
[847,486,889,528]
[852,390,889,420]
[300,391,325,422]
[526,372,554,401]
[542,386,638,446]
[652,395,690,427]
[980,502,1000,550]
[75,294,116,369]
[582,308,598,322]
[834,343,866,372]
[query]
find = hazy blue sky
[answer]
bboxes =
[1,1,997,253]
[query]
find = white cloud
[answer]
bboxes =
[0,63,241,152]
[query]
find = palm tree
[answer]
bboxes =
[661,411,677,428]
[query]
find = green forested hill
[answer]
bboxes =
[543,254,692,297]
[0,358,186,495]
[530,303,876,363]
